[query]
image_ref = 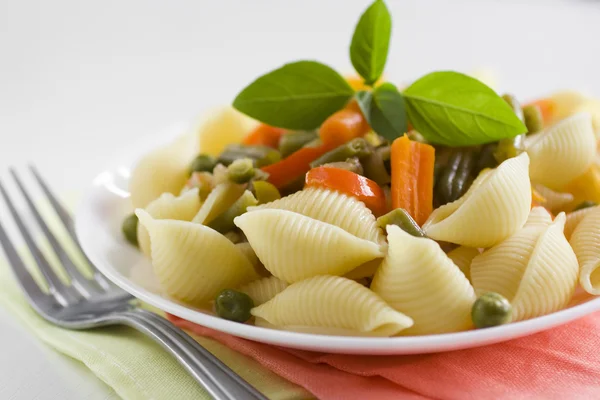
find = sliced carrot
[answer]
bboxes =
[305,166,387,216]
[319,108,370,147]
[261,143,334,189]
[242,124,286,148]
[390,135,435,226]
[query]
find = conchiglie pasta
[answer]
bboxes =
[564,206,600,240]
[562,164,600,209]
[446,246,479,282]
[235,242,269,277]
[192,183,245,225]
[471,208,578,321]
[525,113,596,189]
[238,276,288,306]
[532,183,574,213]
[371,225,476,335]
[569,207,600,295]
[136,210,258,307]
[423,153,531,248]
[129,132,197,209]
[250,187,385,245]
[545,91,600,134]
[344,258,382,280]
[252,275,413,336]
[194,106,259,156]
[234,209,384,283]
[137,189,202,257]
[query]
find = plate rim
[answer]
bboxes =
[75,167,600,355]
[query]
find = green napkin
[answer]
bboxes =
[0,193,310,400]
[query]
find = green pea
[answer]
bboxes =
[574,200,598,211]
[190,154,217,174]
[227,158,256,184]
[215,289,254,323]
[523,104,544,134]
[471,292,512,329]
[122,213,139,247]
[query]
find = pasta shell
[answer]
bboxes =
[546,91,600,134]
[525,112,596,189]
[562,164,600,210]
[192,183,245,225]
[446,246,480,282]
[194,106,259,156]
[531,183,574,213]
[137,189,201,257]
[423,153,531,247]
[238,276,288,306]
[129,132,197,208]
[371,225,476,335]
[136,210,258,307]
[250,187,385,245]
[570,207,600,295]
[471,208,578,321]
[235,242,269,277]
[564,206,600,240]
[234,209,384,283]
[252,275,413,336]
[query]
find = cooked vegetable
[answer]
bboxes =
[242,124,286,148]
[278,130,318,158]
[376,208,426,237]
[261,142,334,189]
[363,131,387,147]
[502,93,524,121]
[524,98,555,124]
[471,292,512,329]
[208,191,258,234]
[215,289,254,322]
[390,135,435,225]
[322,158,364,175]
[523,104,544,133]
[252,180,281,204]
[475,143,498,173]
[362,146,391,185]
[319,108,370,147]
[190,154,217,174]
[305,166,387,216]
[227,158,256,184]
[310,138,371,168]
[493,135,525,164]
[218,144,281,167]
[122,213,139,247]
[574,200,598,211]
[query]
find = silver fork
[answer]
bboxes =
[0,166,268,400]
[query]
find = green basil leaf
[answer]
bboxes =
[233,61,354,130]
[350,0,392,86]
[356,83,407,141]
[403,71,527,146]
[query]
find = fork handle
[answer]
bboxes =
[113,310,268,400]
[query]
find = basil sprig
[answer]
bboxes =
[232,0,526,147]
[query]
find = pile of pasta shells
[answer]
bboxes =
[129,94,600,337]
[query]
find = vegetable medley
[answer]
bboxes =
[122,0,600,337]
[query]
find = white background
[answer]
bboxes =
[0,0,599,398]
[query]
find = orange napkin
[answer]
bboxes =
[169,313,600,399]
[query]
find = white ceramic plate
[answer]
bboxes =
[75,129,600,355]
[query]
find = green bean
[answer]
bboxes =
[436,149,476,206]
[451,149,476,201]
[362,146,391,185]
[323,157,364,175]
[310,138,372,168]
[252,180,281,205]
[363,131,387,147]
[574,200,598,211]
[218,144,281,167]
[189,154,217,174]
[523,104,544,133]
[280,175,306,197]
[227,158,256,184]
[502,93,524,122]
[214,289,254,322]
[208,191,258,234]
[475,143,498,173]
[493,135,525,164]
[122,213,139,247]
[278,130,318,158]
[471,292,512,329]
[377,208,426,237]
[433,147,452,187]
[407,130,427,143]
